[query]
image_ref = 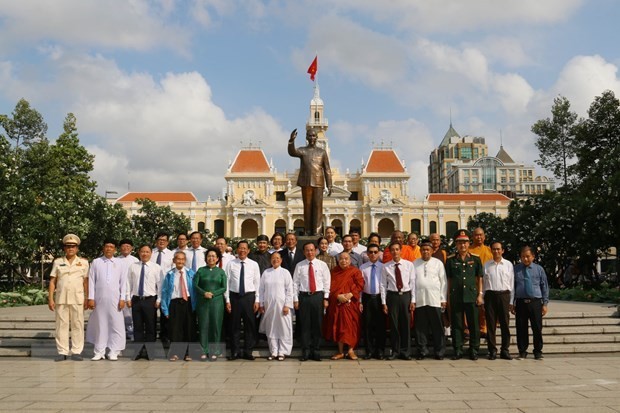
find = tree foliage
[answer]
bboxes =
[531,96,578,187]
[130,199,191,248]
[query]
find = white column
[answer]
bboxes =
[422,212,429,235]
[438,209,444,236]
[233,212,239,238]
[398,212,403,231]
[261,211,267,235]
[344,215,350,234]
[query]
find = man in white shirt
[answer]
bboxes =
[215,237,235,269]
[413,241,447,360]
[359,243,385,360]
[226,240,261,360]
[293,242,331,361]
[118,239,139,341]
[151,232,173,345]
[172,233,189,255]
[187,231,207,272]
[381,241,416,360]
[127,245,164,343]
[325,226,343,257]
[350,229,367,255]
[483,241,515,360]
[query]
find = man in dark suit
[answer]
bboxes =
[282,233,305,275]
[288,128,333,235]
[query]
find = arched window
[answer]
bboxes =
[331,219,343,238]
[241,219,258,239]
[314,111,320,122]
[293,219,305,236]
[445,221,458,238]
[377,218,395,239]
[429,221,437,235]
[349,219,361,235]
[410,219,421,235]
[197,221,205,232]
[214,219,225,237]
[274,219,286,235]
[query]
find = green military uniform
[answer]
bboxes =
[446,252,483,357]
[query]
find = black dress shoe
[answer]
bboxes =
[363,353,373,360]
[311,354,321,361]
[518,352,528,359]
[415,354,425,360]
[242,353,255,361]
[228,354,239,361]
[487,352,497,360]
[451,353,463,360]
[54,355,67,362]
[300,355,309,361]
[534,353,544,360]
[374,353,384,360]
[70,354,83,361]
[384,354,396,360]
[470,353,479,361]
[500,352,512,360]
[398,354,412,360]
[434,355,444,360]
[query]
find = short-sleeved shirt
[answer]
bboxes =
[50,256,89,305]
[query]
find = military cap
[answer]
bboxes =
[453,229,471,242]
[62,234,81,245]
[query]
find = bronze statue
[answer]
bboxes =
[288,128,332,235]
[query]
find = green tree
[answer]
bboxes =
[131,199,191,248]
[572,90,620,261]
[0,98,48,148]
[531,96,578,187]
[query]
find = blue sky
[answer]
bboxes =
[1,0,619,200]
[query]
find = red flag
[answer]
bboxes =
[307,56,318,81]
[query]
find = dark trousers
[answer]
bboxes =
[298,292,324,355]
[362,294,386,356]
[229,292,256,356]
[414,306,445,357]
[159,312,169,343]
[484,290,511,354]
[386,291,411,357]
[450,300,480,355]
[169,298,196,342]
[131,296,157,342]
[515,298,543,355]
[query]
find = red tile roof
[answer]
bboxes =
[426,193,511,202]
[116,192,197,202]
[365,150,405,173]
[230,149,270,173]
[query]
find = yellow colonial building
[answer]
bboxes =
[113,86,511,239]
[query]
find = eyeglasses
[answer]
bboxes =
[367,250,379,254]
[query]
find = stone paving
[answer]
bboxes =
[0,354,619,412]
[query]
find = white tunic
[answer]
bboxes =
[86,256,127,352]
[258,267,294,340]
[412,257,447,308]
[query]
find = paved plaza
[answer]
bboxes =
[0,354,619,412]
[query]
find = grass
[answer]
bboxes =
[550,284,620,304]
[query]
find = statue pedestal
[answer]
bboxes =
[297,235,320,249]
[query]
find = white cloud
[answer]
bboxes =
[0,0,189,53]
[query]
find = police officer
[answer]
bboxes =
[48,234,90,361]
[446,229,483,360]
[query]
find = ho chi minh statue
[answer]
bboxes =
[288,127,332,236]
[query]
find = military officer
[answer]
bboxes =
[48,234,90,361]
[446,229,483,360]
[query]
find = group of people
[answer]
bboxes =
[48,226,549,362]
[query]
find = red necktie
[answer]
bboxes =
[179,270,188,301]
[308,261,316,293]
[219,259,223,269]
[395,263,403,291]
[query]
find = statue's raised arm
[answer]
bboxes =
[287,128,332,236]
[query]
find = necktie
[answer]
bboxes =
[239,261,245,296]
[308,261,316,293]
[138,262,145,297]
[218,258,223,269]
[370,263,377,294]
[192,249,197,271]
[289,250,294,262]
[179,270,188,301]
[524,267,534,297]
[156,250,162,265]
[395,263,403,291]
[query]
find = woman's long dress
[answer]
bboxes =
[193,266,227,354]
[258,267,294,341]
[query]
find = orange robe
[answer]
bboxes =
[382,245,416,263]
[468,244,493,335]
[323,266,364,348]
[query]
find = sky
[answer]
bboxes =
[1,0,619,201]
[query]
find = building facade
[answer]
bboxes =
[113,87,512,239]
[428,124,554,195]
